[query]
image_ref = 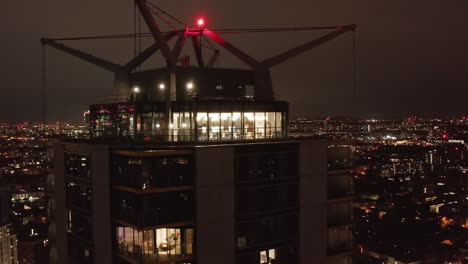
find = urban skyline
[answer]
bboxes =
[2,1,468,122]
[1,1,468,264]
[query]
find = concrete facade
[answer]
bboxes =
[299,141,329,264]
[195,146,235,264]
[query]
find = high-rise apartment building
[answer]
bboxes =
[44,3,356,262]
[0,178,18,264]
[0,224,18,264]
[49,68,356,264]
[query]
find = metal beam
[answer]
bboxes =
[191,36,204,67]
[206,50,220,68]
[123,31,178,72]
[260,24,356,68]
[41,38,121,72]
[135,0,174,66]
[171,31,187,69]
[203,30,259,68]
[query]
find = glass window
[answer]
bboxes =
[136,114,142,132]
[255,112,266,139]
[173,112,181,142]
[66,209,92,240]
[196,112,208,141]
[209,113,221,141]
[232,112,242,140]
[93,107,113,137]
[116,227,194,261]
[141,113,153,138]
[66,181,92,210]
[276,112,283,137]
[243,113,254,139]
[221,113,233,140]
[65,153,90,179]
[116,104,133,138]
[260,248,276,264]
[180,112,192,141]
[266,112,275,139]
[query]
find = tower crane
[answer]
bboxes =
[41,0,356,125]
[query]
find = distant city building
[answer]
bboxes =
[0,224,18,264]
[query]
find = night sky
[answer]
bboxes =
[1,0,468,122]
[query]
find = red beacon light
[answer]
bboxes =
[197,18,205,27]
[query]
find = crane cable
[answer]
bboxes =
[352,30,358,117]
[146,1,191,28]
[41,44,47,124]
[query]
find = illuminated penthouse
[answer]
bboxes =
[90,67,288,142]
[43,1,356,264]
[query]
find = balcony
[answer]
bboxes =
[116,226,194,264]
[328,183,355,200]
[111,154,194,191]
[328,242,354,256]
[328,226,354,256]
[117,241,194,264]
[113,189,194,228]
[328,169,354,200]
[328,214,353,228]
[115,207,193,228]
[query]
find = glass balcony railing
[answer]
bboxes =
[328,184,355,199]
[328,214,353,228]
[117,241,194,263]
[328,242,354,256]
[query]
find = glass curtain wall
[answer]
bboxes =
[193,111,284,141]
[173,112,193,141]
[179,111,285,141]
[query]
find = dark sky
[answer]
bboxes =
[1,0,468,122]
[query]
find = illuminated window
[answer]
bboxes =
[244,113,255,139]
[232,112,242,139]
[266,112,275,138]
[116,227,194,259]
[209,113,221,141]
[276,112,283,137]
[197,112,208,141]
[260,248,276,264]
[255,112,266,139]
[221,113,232,140]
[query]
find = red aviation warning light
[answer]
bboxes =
[197,18,205,27]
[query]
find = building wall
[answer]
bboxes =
[299,141,328,264]
[0,224,18,264]
[52,143,67,264]
[89,146,112,264]
[327,145,355,264]
[0,184,11,225]
[195,146,235,264]
[54,143,112,264]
